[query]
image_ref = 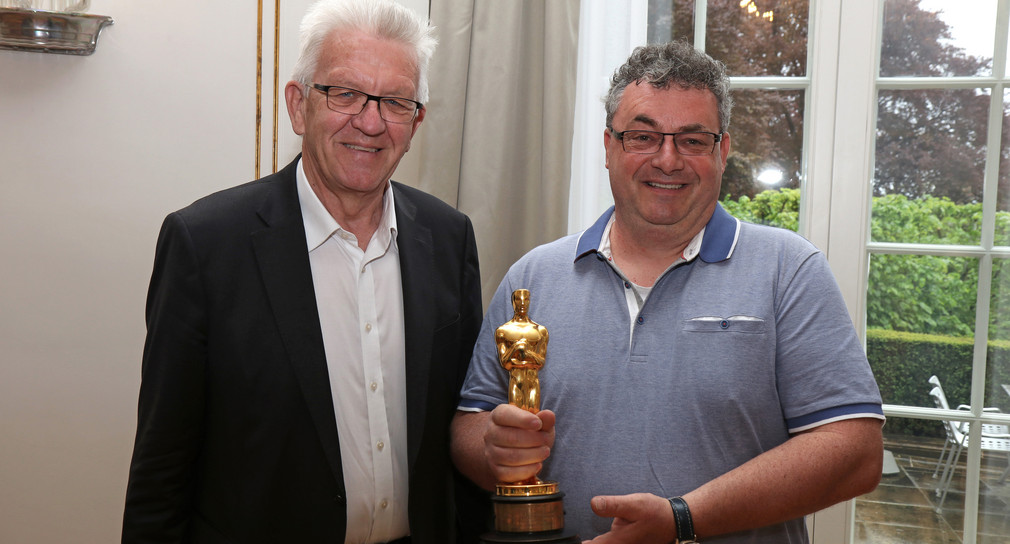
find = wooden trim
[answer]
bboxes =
[273,0,280,173]
[255,0,264,178]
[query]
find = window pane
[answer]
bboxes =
[873,89,990,244]
[986,259,1010,410]
[866,254,977,407]
[718,90,803,231]
[647,0,694,44]
[854,418,965,542]
[704,0,808,77]
[979,439,1010,539]
[998,91,1010,247]
[881,0,995,78]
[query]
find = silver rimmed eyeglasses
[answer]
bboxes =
[310,83,423,124]
[610,128,723,155]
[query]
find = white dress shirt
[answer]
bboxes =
[297,160,409,543]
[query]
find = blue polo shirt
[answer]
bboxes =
[459,204,884,542]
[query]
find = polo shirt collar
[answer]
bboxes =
[575,202,740,263]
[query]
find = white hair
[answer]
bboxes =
[290,0,437,103]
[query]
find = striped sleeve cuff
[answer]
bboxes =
[457,398,497,412]
[787,403,885,433]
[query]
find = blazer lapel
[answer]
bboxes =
[250,161,345,491]
[392,183,436,471]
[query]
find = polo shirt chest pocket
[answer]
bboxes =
[682,315,766,334]
[675,315,772,378]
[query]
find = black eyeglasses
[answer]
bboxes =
[610,129,723,155]
[310,83,423,124]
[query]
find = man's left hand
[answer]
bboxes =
[582,493,676,544]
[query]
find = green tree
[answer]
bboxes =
[877,0,999,206]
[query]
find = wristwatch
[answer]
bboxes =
[668,496,698,543]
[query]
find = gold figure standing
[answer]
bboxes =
[496,289,549,413]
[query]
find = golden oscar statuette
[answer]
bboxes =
[480,289,580,544]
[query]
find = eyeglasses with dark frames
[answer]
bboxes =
[310,83,423,124]
[610,128,723,155]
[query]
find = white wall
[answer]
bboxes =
[0,1,425,542]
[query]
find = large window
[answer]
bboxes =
[633,1,1010,543]
[865,1,1010,542]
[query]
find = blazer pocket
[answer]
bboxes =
[682,315,766,334]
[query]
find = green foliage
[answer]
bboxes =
[870,193,981,244]
[867,253,976,337]
[721,188,800,231]
[867,194,982,337]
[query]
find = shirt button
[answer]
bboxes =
[370,382,378,392]
[377,441,384,451]
[365,323,372,332]
[380,499,389,509]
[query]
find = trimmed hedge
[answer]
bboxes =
[867,328,1010,437]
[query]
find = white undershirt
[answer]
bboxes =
[297,160,409,544]
[598,214,705,339]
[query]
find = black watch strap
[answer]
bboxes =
[668,496,697,543]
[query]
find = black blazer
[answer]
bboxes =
[123,158,487,543]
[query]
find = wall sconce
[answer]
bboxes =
[0,1,112,55]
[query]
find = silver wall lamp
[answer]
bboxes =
[0,1,112,55]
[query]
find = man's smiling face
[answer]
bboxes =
[290,29,424,202]
[604,82,730,237]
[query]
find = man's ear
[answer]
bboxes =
[603,127,613,169]
[718,131,732,167]
[409,105,426,139]
[285,81,307,135]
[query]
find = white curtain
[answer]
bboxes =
[566,0,648,234]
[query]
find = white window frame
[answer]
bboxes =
[850,1,1010,542]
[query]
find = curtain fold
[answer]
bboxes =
[415,0,580,308]
[567,0,647,233]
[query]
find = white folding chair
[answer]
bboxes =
[927,376,1010,512]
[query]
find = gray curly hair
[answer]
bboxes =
[605,41,732,133]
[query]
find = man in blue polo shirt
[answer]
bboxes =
[450,41,884,543]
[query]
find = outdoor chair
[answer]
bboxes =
[927,375,1010,512]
